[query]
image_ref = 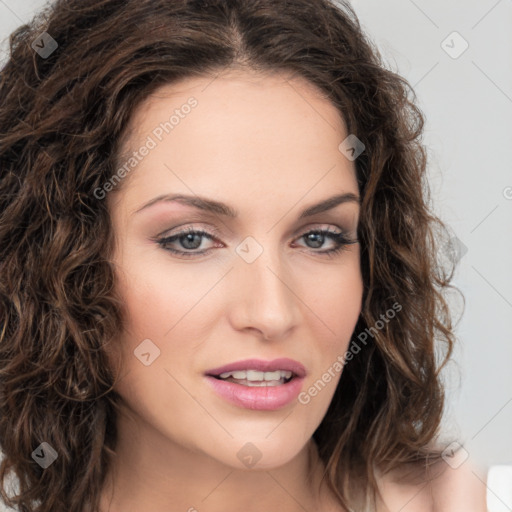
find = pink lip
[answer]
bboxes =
[204,358,307,411]
[205,358,306,378]
[204,375,305,411]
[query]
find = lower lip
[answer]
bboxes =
[204,375,305,411]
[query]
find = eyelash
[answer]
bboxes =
[155,226,358,259]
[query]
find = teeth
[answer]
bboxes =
[234,380,282,387]
[262,370,280,381]
[246,369,264,381]
[218,370,293,381]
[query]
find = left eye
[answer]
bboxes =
[156,227,357,258]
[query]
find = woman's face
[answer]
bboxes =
[107,69,363,470]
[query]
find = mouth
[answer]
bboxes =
[204,358,306,410]
[205,357,306,386]
[208,369,295,387]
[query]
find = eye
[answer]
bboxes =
[292,228,358,257]
[156,227,221,258]
[155,226,358,259]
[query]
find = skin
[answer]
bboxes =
[376,458,488,511]
[98,69,487,511]
[101,69,362,512]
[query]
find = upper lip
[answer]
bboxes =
[205,358,306,378]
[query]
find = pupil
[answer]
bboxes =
[181,233,201,249]
[307,232,324,248]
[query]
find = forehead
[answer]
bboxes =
[110,69,358,215]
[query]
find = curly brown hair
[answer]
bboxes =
[0,0,461,510]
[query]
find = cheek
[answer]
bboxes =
[301,255,363,344]
[297,257,363,399]
[108,262,210,431]
[329,272,363,344]
[110,252,224,388]
[114,249,211,338]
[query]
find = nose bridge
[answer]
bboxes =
[229,234,300,338]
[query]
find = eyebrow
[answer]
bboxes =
[133,192,360,218]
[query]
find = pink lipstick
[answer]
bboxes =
[204,358,306,411]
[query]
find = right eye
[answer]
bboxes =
[156,227,222,258]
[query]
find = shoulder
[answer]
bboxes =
[375,456,488,512]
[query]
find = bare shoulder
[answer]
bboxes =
[375,457,488,512]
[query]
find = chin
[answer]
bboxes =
[212,436,309,471]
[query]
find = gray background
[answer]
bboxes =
[1,0,511,472]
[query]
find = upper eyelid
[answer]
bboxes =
[157,225,222,241]
[158,220,355,238]
[157,224,355,246]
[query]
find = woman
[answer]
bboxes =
[0,0,487,511]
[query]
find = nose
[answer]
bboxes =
[227,241,301,341]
